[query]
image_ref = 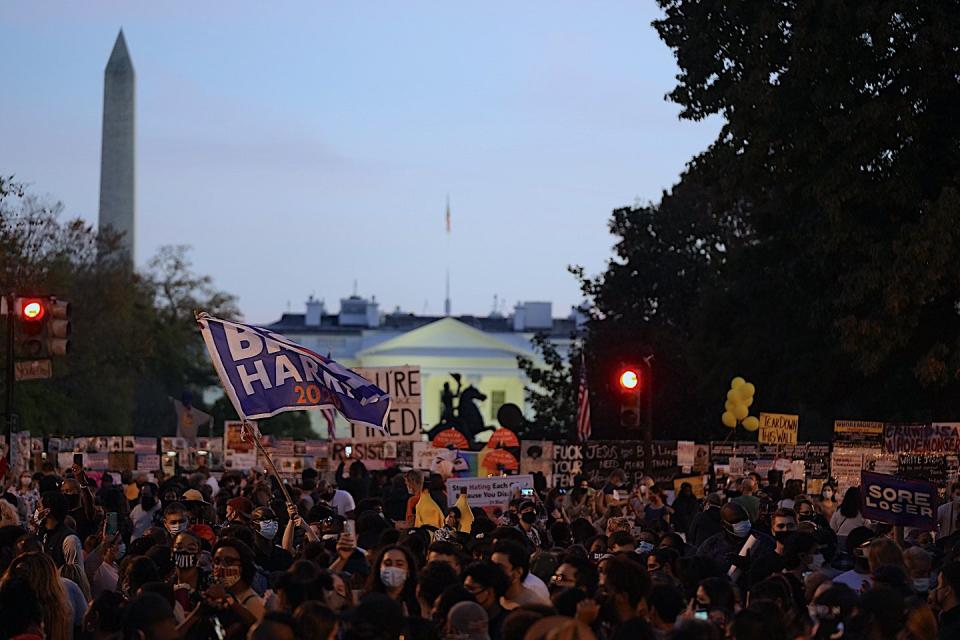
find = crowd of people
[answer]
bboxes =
[1,458,960,640]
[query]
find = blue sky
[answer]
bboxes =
[1,2,720,323]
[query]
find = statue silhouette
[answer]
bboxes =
[457,385,487,436]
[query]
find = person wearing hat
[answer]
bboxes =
[687,492,724,548]
[226,496,254,525]
[251,506,293,572]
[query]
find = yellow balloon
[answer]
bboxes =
[741,382,756,398]
[744,396,753,408]
[722,412,737,428]
[742,416,760,431]
[724,400,735,412]
[730,377,746,390]
[733,404,749,420]
[726,389,739,401]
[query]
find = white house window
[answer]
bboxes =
[490,390,506,419]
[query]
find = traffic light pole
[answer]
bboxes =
[4,292,14,460]
[642,357,653,478]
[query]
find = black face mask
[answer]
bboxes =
[65,494,80,509]
[141,496,157,510]
[521,511,537,524]
[774,531,794,544]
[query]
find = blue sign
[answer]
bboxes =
[861,471,938,530]
[198,313,390,431]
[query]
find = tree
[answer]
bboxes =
[581,3,960,440]
[0,177,239,436]
[210,395,315,440]
[516,334,580,440]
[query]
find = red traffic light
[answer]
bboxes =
[19,298,45,321]
[618,369,640,390]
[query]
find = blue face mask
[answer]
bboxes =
[730,520,752,538]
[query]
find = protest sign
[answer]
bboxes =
[134,437,157,455]
[834,421,884,448]
[759,413,799,444]
[677,441,695,471]
[551,443,583,488]
[883,423,960,454]
[349,366,422,442]
[861,471,938,530]
[137,454,161,471]
[329,441,397,470]
[198,314,389,430]
[831,449,864,492]
[446,474,534,509]
[897,454,947,487]
[520,440,555,478]
[123,436,136,452]
[673,475,705,498]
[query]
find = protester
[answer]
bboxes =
[4,445,960,640]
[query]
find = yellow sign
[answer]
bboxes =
[759,412,799,444]
[834,420,884,435]
[673,475,705,498]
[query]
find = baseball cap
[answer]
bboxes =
[181,489,207,503]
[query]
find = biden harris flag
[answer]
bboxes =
[197,313,391,432]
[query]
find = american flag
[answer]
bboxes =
[576,351,591,441]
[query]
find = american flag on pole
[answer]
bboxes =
[576,351,591,441]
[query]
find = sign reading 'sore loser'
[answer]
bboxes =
[860,471,938,530]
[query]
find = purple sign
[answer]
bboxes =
[198,313,391,431]
[861,471,938,530]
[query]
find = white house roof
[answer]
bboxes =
[357,317,533,360]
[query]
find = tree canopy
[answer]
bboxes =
[577,2,960,441]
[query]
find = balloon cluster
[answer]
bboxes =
[722,377,759,431]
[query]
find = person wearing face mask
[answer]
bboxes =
[688,492,724,547]
[366,544,419,615]
[162,502,191,540]
[62,475,98,543]
[930,560,960,639]
[696,502,775,588]
[10,473,40,524]
[130,482,161,541]
[903,546,933,598]
[171,530,209,611]
[35,490,93,601]
[818,484,838,520]
[251,506,293,572]
[515,500,543,549]
[179,537,263,635]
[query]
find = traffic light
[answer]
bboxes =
[617,366,642,428]
[47,297,71,356]
[13,296,71,359]
[14,297,47,358]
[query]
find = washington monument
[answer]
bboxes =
[98,30,136,263]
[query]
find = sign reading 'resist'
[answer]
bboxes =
[860,471,938,530]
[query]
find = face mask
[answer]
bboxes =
[822,490,834,499]
[141,496,157,510]
[116,543,126,560]
[167,522,186,535]
[217,566,241,588]
[774,531,793,544]
[380,566,407,588]
[799,512,815,521]
[257,520,279,540]
[174,551,198,569]
[65,494,80,509]
[913,578,930,593]
[521,512,537,524]
[729,520,752,538]
[808,554,825,572]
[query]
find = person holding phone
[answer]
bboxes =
[84,518,124,598]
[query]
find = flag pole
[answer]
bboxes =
[244,420,295,507]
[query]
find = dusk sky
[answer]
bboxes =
[1,2,720,323]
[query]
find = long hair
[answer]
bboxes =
[365,544,419,613]
[0,551,70,640]
[839,487,862,518]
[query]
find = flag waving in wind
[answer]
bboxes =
[197,313,391,431]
